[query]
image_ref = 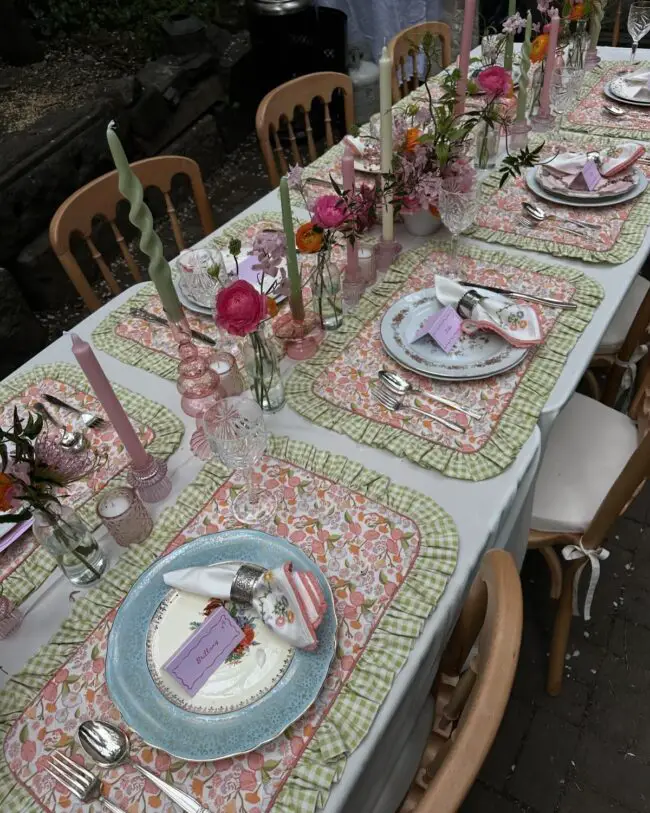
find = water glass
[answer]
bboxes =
[202,395,277,524]
[438,185,480,279]
[551,66,585,129]
[628,0,650,62]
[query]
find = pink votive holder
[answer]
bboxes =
[97,486,154,547]
[207,352,245,396]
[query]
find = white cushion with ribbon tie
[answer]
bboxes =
[596,275,650,354]
[532,393,637,534]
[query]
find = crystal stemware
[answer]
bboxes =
[550,66,585,130]
[628,0,650,62]
[438,183,480,279]
[202,395,277,524]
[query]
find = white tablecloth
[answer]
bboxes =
[1,45,648,812]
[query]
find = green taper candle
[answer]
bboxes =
[504,0,516,71]
[106,121,184,323]
[515,12,532,122]
[279,177,305,322]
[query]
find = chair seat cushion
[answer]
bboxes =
[532,393,637,534]
[596,275,650,355]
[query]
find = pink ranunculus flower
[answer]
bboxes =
[214,280,268,337]
[311,194,349,229]
[477,65,512,98]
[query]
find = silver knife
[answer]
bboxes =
[459,282,577,310]
[129,307,216,345]
[135,765,208,813]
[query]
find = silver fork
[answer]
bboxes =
[516,216,584,238]
[371,384,465,434]
[45,752,126,812]
[44,394,109,430]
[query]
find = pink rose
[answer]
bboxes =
[214,280,268,337]
[311,195,349,229]
[477,65,512,98]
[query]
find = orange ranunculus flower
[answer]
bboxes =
[0,472,17,512]
[266,296,279,317]
[569,2,585,19]
[295,222,323,253]
[404,127,422,152]
[530,33,550,63]
[428,204,440,217]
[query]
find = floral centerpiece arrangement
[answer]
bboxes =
[0,409,106,584]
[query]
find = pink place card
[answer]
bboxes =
[581,160,602,191]
[164,606,244,696]
[410,306,462,353]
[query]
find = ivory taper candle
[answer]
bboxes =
[379,46,395,242]
[455,0,476,116]
[516,12,533,122]
[279,176,305,322]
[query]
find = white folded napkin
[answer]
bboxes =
[622,68,650,100]
[163,561,327,650]
[435,276,543,347]
[541,143,644,192]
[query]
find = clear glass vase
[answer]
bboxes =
[33,506,107,586]
[243,326,286,412]
[315,258,343,330]
[475,121,500,169]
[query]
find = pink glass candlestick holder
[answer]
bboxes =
[127,453,172,503]
[273,309,323,360]
[585,46,600,69]
[0,596,23,638]
[530,110,554,132]
[177,339,224,417]
[376,239,401,274]
[97,486,153,546]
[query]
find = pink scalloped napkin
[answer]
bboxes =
[538,143,644,196]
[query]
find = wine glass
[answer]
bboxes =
[202,395,277,524]
[628,0,650,62]
[438,183,480,279]
[550,66,585,130]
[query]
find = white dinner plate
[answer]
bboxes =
[380,288,528,381]
[526,167,648,208]
[535,166,640,200]
[605,77,650,107]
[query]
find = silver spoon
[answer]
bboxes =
[33,402,86,451]
[522,201,599,231]
[378,369,483,420]
[371,384,465,433]
[78,721,208,813]
[603,103,628,118]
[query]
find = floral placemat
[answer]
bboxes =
[0,437,458,813]
[0,363,184,606]
[562,61,650,141]
[472,131,650,264]
[286,242,603,481]
[92,212,324,382]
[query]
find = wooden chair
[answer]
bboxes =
[388,22,453,104]
[255,72,355,188]
[49,155,215,311]
[399,549,523,813]
[528,363,650,695]
[613,0,624,46]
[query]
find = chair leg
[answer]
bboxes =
[546,562,580,696]
[582,369,601,401]
[539,546,562,600]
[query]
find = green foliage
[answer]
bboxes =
[499,143,545,188]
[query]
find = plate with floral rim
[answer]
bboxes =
[526,167,648,209]
[605,77,650,107]
[380,288,528,381]
[106,529,337,762]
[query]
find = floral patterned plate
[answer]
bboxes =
[380,289,528,381]
[606,77,650,107]
[525,167,649,209]
[146,574,295,715]
[106,529,337,762]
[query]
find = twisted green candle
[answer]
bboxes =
[106,121,184,322]
[279,177,305,322]
[590,0,604,49]
[504,0,516,71]
[516,12,532,122]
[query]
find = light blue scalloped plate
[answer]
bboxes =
[106,529,337,761]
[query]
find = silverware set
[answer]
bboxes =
[44,720,207,813]
[130,307,216,346]
[519,202,598,236]
[32,395,111,452]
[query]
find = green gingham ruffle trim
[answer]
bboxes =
[0,437,458,813]
[285,241,603,481]
[561,61,650,142]
[0,362,185,606]
[473,130,650,265]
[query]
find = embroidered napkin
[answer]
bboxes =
[163,561,327,650]
[621,68,650,100]
[539,143,644,194]
[435,276,543,347]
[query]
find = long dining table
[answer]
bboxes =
[1,44,648,813]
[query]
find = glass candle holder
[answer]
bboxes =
[0,596,23,639]
[97,486,153,547]
[207,351,245,396]
[358,246,376,286]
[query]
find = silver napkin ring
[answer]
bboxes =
[230,564,266,603]
[457,289,485,319]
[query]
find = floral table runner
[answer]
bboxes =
[0,363,184,606]
[0,437,458,813]
[286,242,603,481]
[472,131,650,264]
[92,212,325,382]
[562,61,650,141]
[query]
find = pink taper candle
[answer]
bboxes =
[70,334,149,469]
[342,143,360,277]
[455,0,477,116]
[538,12,560,118]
